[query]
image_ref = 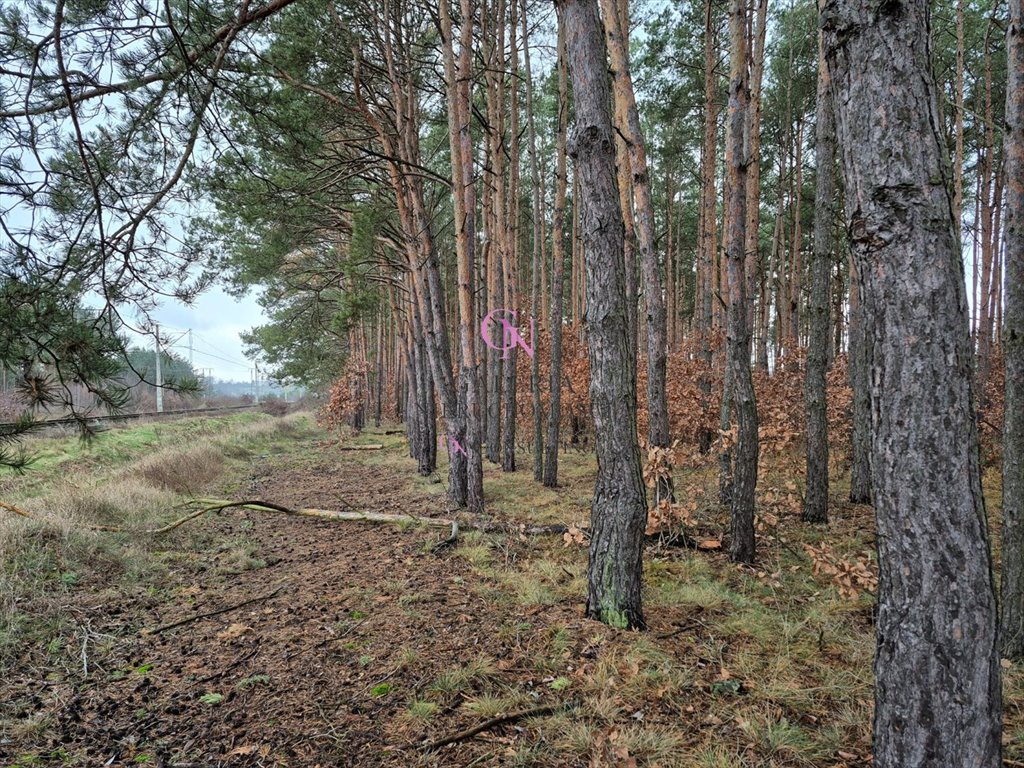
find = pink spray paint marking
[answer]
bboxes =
[480,308,535,360]
[449,436,468,457]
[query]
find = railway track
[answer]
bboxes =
[0,404,261,432]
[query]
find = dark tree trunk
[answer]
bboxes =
[408,284,435,475]
[847,253,872,504]
[724,0,757,565]
[697,0,718,456]
[558,0,648,630]
[425,364,437,472]
[1000,0,1024,659]
[822,0,1002,763]
[803,33,834,525]
[543,20,569,489]
[718,364,733,506]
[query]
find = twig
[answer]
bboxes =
[195,643,261,685]
[655,622,697,640]
[80,631,88,677]
[146,584,285,635]
[417,704,562,751]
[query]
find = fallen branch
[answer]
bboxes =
[2,496,571,538]
[417,704,562,751]
[339,444,383,451]
[195,499,570,536]
[0,499,285,535]
[145,584,285,636]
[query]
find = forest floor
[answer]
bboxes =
[1,411,1022,767]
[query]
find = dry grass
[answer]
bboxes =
[130,443,226,494]
[0,412,317,670]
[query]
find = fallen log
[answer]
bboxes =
[339,444,384,451]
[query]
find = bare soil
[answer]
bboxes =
[2,443,595,767]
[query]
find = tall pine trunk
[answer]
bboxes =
[724,0,757,564]
[440,0,485,514]
[803,31,834,525]
[599,0,672,506]
[999,0,1024,660]
[559,0,648,629]
[501,0,520,472]
[543,22,569,489]
[697,0,718,455]
[822,0,1002,761]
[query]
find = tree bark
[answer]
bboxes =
[483,0,505,465]
[440,0,485,514]
[803,31,834,525]
[697,0,718,455]
[354,31,466,502]
[822,0,1002,762]
[558,0,648,629]
[847,252,871,504]
[787,118,804,361]
[501,0,520,472]
[374,312,383,428]
[999,0,1024,660]
[543,20,569,489]
[724,0,757,565]
[666,168,676,348]
[600,0,672,506]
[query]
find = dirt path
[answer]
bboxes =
[6,444,578,767]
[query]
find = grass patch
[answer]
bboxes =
[405,700,439,721]
[428,657,499,697]
[0,412,318,672]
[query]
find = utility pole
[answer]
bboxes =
[154,324,163,413]
[188,329,194,369]
[254,363,260,405]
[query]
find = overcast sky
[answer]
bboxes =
[123,287,267,382]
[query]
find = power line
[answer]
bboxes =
[193,332,254,365]
[165,343,251,371]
